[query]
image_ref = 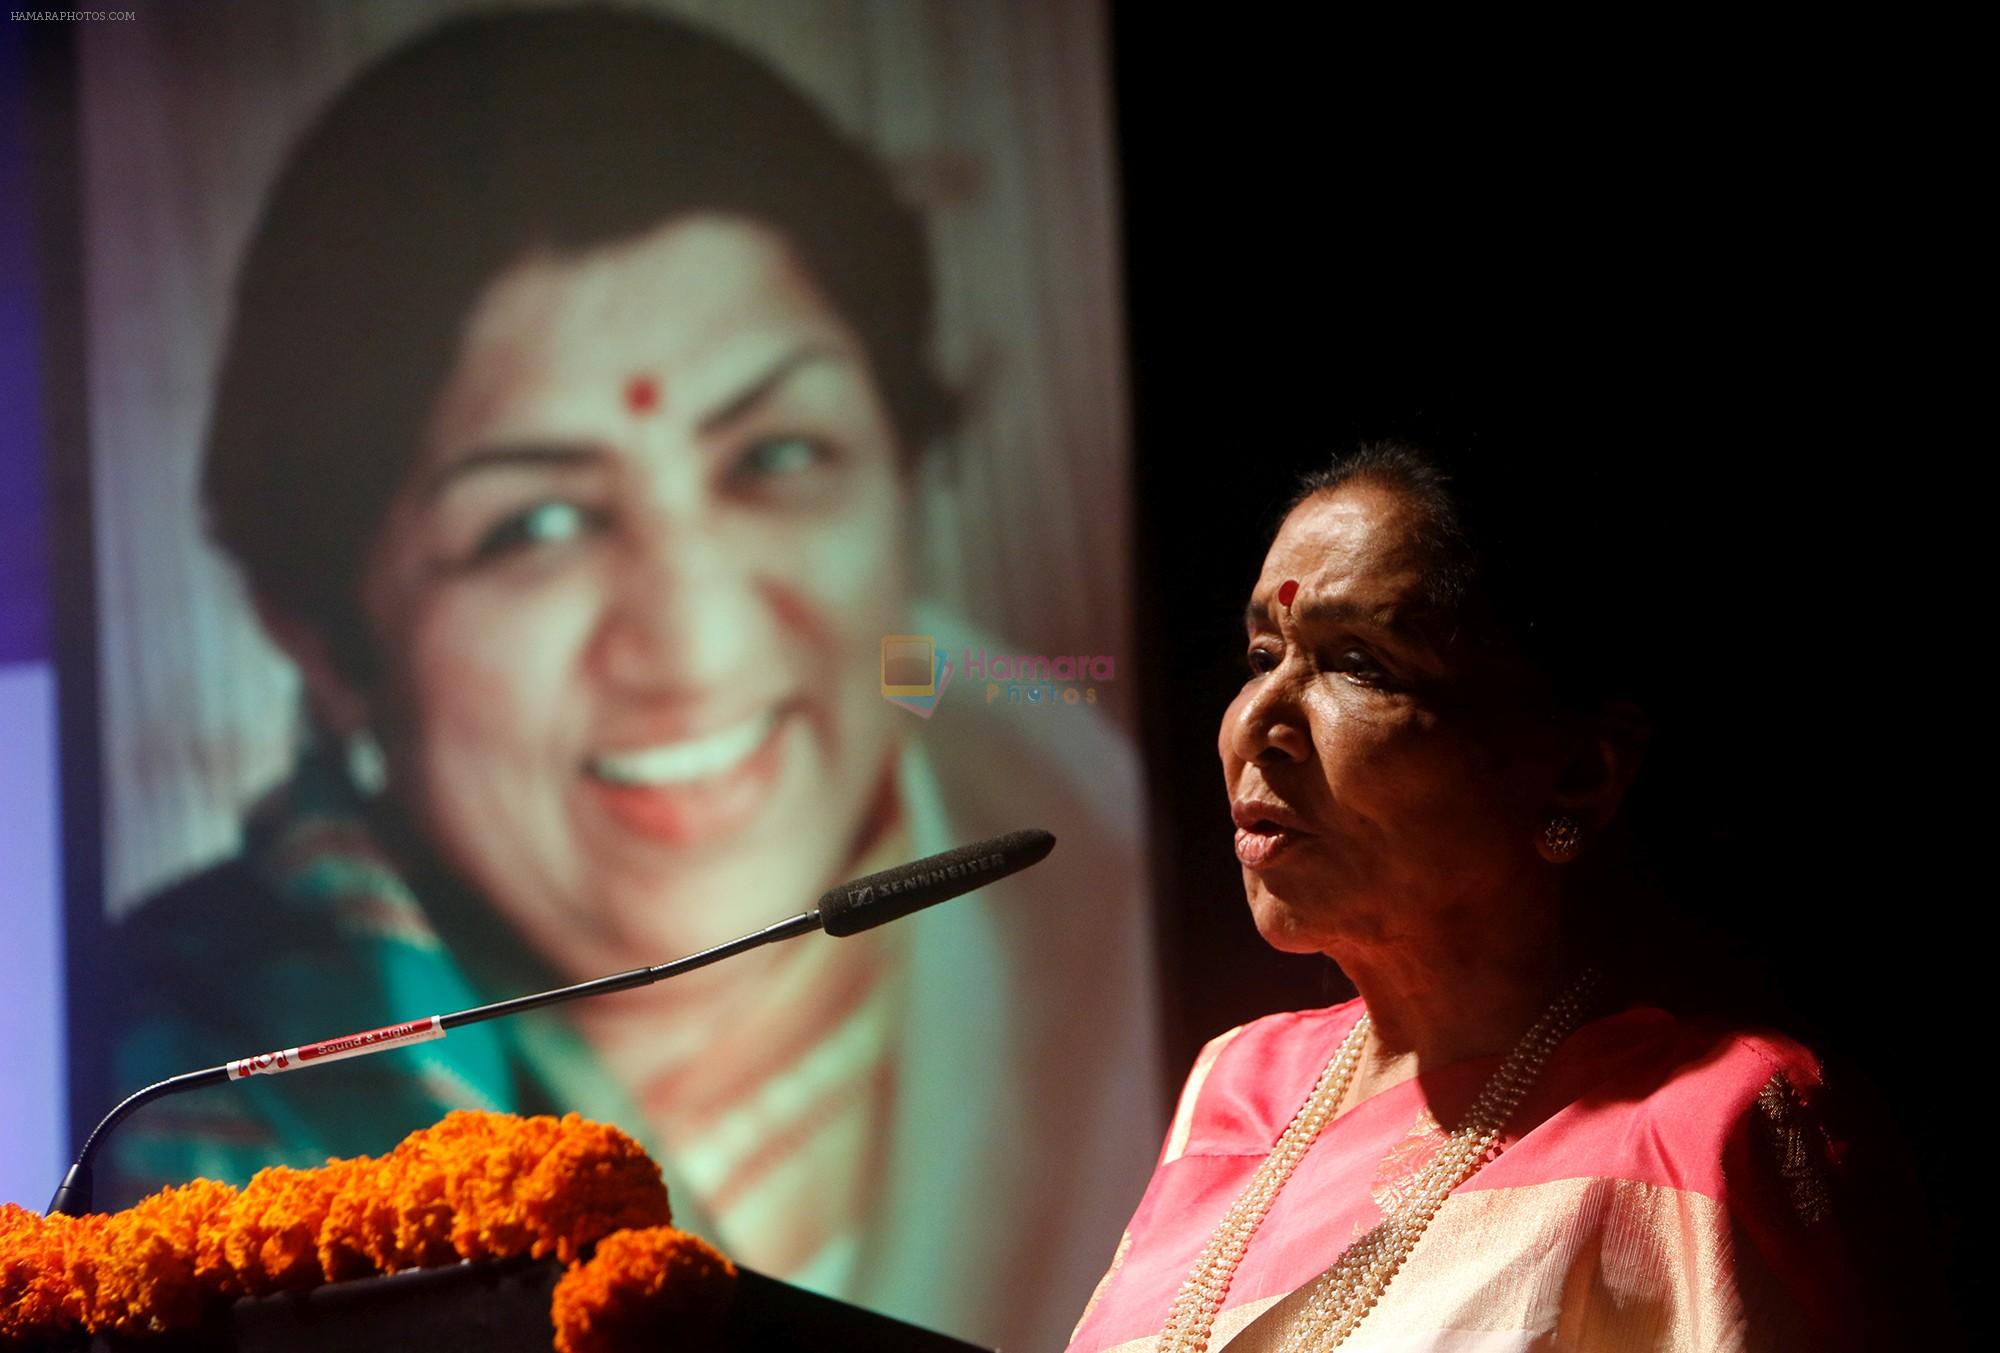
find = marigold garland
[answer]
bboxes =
[0,1110,723,1346]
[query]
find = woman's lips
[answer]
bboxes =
[1234,823,1304,869]
[584,706,793,847]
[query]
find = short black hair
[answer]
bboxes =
[203,6,953,683]
[1281,429,1662,717]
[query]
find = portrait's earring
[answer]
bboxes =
[1541,813,1584,863]
[345,728,389,799]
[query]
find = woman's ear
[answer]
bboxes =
[251,596,376,739]
[1551,698,1652,831]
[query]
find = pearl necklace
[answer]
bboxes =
[1155,968,1604,1353]
[1154,1010,1374,1353]
[1276,966,1603,1348]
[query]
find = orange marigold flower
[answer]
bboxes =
[550,1226,736,1353]
[89,1178,238,1333]
[215,1158,363,1293]
[318,1151,408,1280]
[406,1108,566,1263]
[0,1201,44,1320]
[518,1114,672,1264]
[0,1203,57,1341]
[0,1207,109,1341]
[0,1111,699,1344]
[384,1114,490,1266]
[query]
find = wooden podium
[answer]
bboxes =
[56,1255,995,1352]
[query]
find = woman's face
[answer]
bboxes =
[355,215,912,970]
[1218,482,1561,957]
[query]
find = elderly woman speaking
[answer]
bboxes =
[1066,442,1888,1351]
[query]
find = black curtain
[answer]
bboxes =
[1111,6,1966,1341]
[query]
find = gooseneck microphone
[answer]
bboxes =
[818,827,1053,935]
[47,829,1055,1217]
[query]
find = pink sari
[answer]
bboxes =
[1066,998,1873,1352]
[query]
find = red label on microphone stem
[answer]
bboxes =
[227,1016,446,1079]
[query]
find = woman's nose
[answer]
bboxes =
[1223,673,1312,768]
[590,524,747,695]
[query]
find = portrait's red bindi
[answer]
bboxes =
[624,375,660,414]
[1278,578,1299,610]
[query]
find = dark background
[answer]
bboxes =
[1110,8,1966,1342]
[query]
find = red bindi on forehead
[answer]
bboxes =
[623,375,661,415]
[1278,579,1299,610]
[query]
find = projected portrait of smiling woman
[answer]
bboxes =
[355,215,917,974]
[67,6,1154,1349]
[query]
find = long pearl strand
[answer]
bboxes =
[1278,967,1604,1350]
[1153,1013,1375,1353]
[1155,967,1603,1353]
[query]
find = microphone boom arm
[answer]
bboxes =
[48,826,1053,1216]
[47,910,819,1216]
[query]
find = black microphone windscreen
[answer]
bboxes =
[815,829,1055,937]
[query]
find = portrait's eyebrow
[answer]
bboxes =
[696,343,842,435]
[421,444,606,501]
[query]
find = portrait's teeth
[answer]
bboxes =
[592,711,776,785]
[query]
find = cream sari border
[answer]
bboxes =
[1081,1169,1735,1353]
[1218,1176,1740,1352]
[1092,1293,1288,1353]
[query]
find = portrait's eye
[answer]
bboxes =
[728,435,831,488]
[1247,643,1279,676]
[469,500,605,563]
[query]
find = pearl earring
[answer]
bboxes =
[1542,814,1583,862]
[346,728,389,798]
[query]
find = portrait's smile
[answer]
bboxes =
[581,697,803,847]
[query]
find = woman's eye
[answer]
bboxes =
[470,500,602,562]
[1332,650,1391,686]
[1247,645,1279,675]
[731,435,828,483]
